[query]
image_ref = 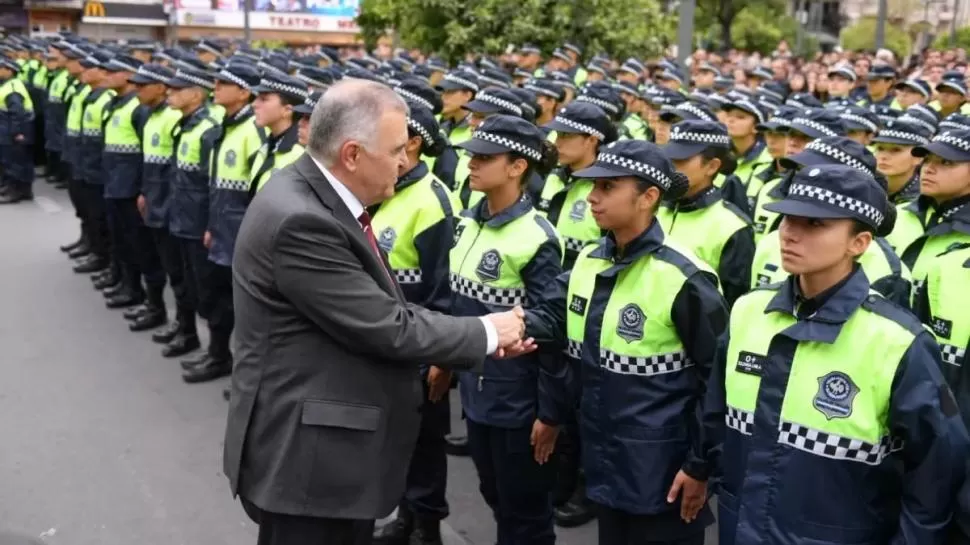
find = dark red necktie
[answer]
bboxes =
[357,212,394,284]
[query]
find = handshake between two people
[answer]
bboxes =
[483,305,538,359]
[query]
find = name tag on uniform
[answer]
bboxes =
[569,295,588,315]
[753,218,767,234]
[736,351,766,376]
[931,316,953,339]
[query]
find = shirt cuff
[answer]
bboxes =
[479,316,498,355]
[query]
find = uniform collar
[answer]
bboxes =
[464,193,533,227]
[147,100,168,115]
[736,138,767,164]
[267,122,299,154]
[180,105,211,129]
[223,103,253,127]
[765,265,869,343]
[890,171,921,204]
[588,218,665,264]
[666,184,720,212]
[396,161,428,192]
[442,113,470,136]
[757,161,781,182]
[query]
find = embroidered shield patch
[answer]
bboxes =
[378,227,396,253]
[814,371,858,420]
[151,133,160,147]
[225,150,237,167]
[475,249,502,282]
[616,303,645,343]
[112,115,120,127]
[569,199,588,222]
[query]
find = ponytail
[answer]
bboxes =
[703,146,737,176]
[510,140,559,186]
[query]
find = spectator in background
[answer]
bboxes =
[789,72,807,94]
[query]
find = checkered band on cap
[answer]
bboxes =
[449,274,526,307]
[524,83,560,99]
[600,349,693,377]
[577,95,620,115]
[778,420,903,465]
[734,99,765,123]
[198,42,222,56]
[900,79,931,97]
[840,112,879,133]
[897,114,937,134]
[933,131,970,151]
[83,55,99,66]
[471,130,542,161]
[478,74,511,88]
[258,78,308,99]
[474,91,522,116]
[175,69,214,90]
[107,60,139,73]
[407,116,436,147]
[790,117,839,137]
[669,128,731,146]
[295,72,329,89]
[726,405,754,436]
[596,152,674,190]
[218,69,251,90]
[552,115,605,140]
[675,102,715,121]
[803,140,873,173]
[759,87,785,102]
[788,183,885,226]
[877,129,929,145]
[394,87,434,112]
[939,119,970,130]
[764,115,792,127]
[135,65,169,84]
[443,73,479,92]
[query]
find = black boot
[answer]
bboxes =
[60,233,87,253]
[94,274,120,291]
[102,283,127,298]
[106,291,144,309]
[152,321,181,344]
[180,351,210,371]
[372,505,413,545]
[182,331,233,383]
[444,434,469,457]
[553,486,596,528]
[130,286,166,332]
[123,304,149,320]
[410,518,443,545]
[73,257,109,274]
[0,187,27,204]
[162,332,200,358]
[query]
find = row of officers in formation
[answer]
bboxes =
[2,33,970,545]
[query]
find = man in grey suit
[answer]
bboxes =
[223,80,530,545]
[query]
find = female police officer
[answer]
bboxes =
[450,114,568,545]
[522,139,728,545]
[705,163,968,545]
[370,101,460,545]
[661,119,755,307]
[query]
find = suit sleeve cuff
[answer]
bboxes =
[479,316,498,355]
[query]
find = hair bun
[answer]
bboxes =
[876,200,897,238]
[422,129,447,158]
[665,171,691,201]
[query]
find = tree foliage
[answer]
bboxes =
[840,16,913,59]
[695,0,786,50]
[356,0,671,63]
[728,4,802,55]
[933,26,970,50]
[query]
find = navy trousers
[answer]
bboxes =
[402,381,450,520]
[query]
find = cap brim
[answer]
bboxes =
[129,73,159,85]
[867,74,894,81]
[912,141,969,161]
[662,142,707,160]
[250,84,278,95]
[721,103,758,118]
[756,121,789,132]
[763,199,854,220]
[462,99,503,114]
[785,124,829,140]
[543,119,588,134]
[936,82,968,94]
[213,72,246,86]
[872,134,920,146]
[164,78,195,89]
[457,138,510,156]
[436,80,472,92]
[572,164,631,179]
[841,121,874,133]
[658,111,685,123]
[779,149,835,171]
[293,104,314,114]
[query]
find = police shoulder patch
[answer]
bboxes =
[378,227,396,253]
[112,115,120,127]
[813,371,858,420]
[180,141,189,155]
[569,295,588,315]
[569,199,588,222]
[616,303,645,343]
[475,249,503,282]
[151,133,160,147]
[225,149,237,167]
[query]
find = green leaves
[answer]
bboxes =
[840,17,913,60]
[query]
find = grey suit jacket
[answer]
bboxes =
[223,153,487,520]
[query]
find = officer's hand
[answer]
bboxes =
[667,470,707,523]
[14,134,23,142]
[494,338,538,359]
[426,365,452,403]
[136,195,146,218]
[530,419,559,465]
[203,231,212,249]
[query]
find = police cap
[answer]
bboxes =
[295,67,334,89]
[658,100,716,124]
[524,78,565,102]
[721,98,769,124]
[214,62,261,90]
[936,70,968,96]
[458,114,545,162]
[130,63,175,85]
[867,63,897,80]
[784,108,847,139]
[463,88,524,117]
[293,89,323,115]
[103,54,143,73]
[576,81,624,119]
[785,92,823,109]
[574,139,686,197]
[437,69,480,93]
[765,165,889,231]
[252,72,309,104]
[939,112,970,132]
[165,66,214,90]
[405,102,445,155]
[838,104,882,134]
[544,101,616,143]
[663,120,731,160]
[780,136,877,178]
[895,78,932,99]
[913,128,970,162]
[394,79,442,115]
[872,119,932,147]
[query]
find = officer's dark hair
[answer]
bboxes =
[279,93,305,108]
[701,146,737,176]
[407,125,446,157]
[508,140,559,183]
[635,171,690,208]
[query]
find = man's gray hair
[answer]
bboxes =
[307,80,409,166]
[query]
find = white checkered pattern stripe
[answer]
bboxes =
[840,113,879,133]
[565,237,588,254]
[296,72,329,89]
[81,128,102,137]
[939,120,970,131]
[443,73,479,92]
[734,100,765,123]
[669,129,731,146]
[218,69,252,90]
[877,129,929,145]
[599,349,693,376]
[566,339,582,359]
[942,344,967,367]
[676,102,715,121]
[474,92,522,116]
[106,60,139,73]
[213,177,249,191]
[395,87,435,112]
[394,268,423,285]
[478,74,511,89]
[258,78,308,99]
[144,154,169,164]
[525,84,561,99]
[759,87,784,102]
[198,42,222,56]
[552,116,604,140]
[472,131,542,161]
[175,70,214,90]
[791,117,839,137]
[726,405,754,436]
[134,66,169,84]
[449,274,526,306]
[933,132,970,151]
[407,117,435,147]
[177,160,203,172]
[104,143,140,154]
[577,95,620,115]
[803,140,873,174]
[596,152,674,190]
[787,183,885,225]
[777,420,902,465]
[896,115,937,134]
[764,116,791,128]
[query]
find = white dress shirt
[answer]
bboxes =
[309,155,498,354]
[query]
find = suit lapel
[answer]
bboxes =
[295,155,404,300]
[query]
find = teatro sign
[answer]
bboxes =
[175,10,359,32]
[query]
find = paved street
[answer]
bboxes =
[0,180,715,545]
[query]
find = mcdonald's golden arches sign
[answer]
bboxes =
[84,0,106,17]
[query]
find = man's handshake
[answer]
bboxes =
[484,306,538,358]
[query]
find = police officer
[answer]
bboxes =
[163,65,220,361]
[295,90,321,146]
[369,101,459,545]
[857,63,901,122]
[130,64,190,350]
[0,58,35,204]
[185,62,263,384]
[45,42,73,191]
[720,98,773,209]
[825,65,857,108]
[452,115,567,545]
[661,120,755,307]
[837,104,881,146]
[749,136,913,307]
[524,79,565,132]
[524,139,727,545]
[61,44,97,264]
[614,80,650,141]
[705,164,968,545]
[250,72,307,193]
[435,70,478,154]
[642,87,686,145]
[894,78,932,109]
[932,70,970,119]
[898,129,970,288]
[393,79,455,190]
[873,118,931,205]
[27,44,48,174]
